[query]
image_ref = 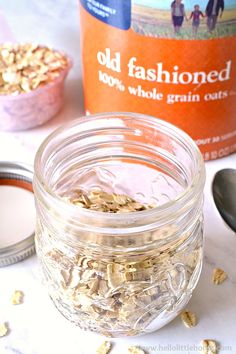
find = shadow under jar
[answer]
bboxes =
[33,113,205,337]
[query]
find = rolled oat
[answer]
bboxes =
[212,268,227,285]
[0,322,8,337]
[201,339,218,354]
[11,290,24,305]
[96,341,112,354]
[181,310,197,328]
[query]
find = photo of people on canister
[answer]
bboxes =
[132,0,236,39]
[189,4,205,37]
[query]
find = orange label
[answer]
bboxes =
[79,1,236,160]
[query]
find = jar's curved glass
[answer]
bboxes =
[33,112,205,337]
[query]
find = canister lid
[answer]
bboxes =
[0,161,35,267]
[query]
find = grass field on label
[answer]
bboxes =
[132,5,236,39]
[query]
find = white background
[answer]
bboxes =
[0,1,235,353]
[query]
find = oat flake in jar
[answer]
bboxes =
[79,0,236,160]
[33,113,205,337]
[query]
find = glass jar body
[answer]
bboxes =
[34,113,205,337]
[35,215,203,337]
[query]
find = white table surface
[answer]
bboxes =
[0,1,235,353]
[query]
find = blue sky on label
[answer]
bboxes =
[133,0,236,10]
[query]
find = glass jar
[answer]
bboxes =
[33,112,205,337]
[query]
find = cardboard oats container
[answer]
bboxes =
[79,0,236,160]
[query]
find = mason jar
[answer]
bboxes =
[33,112,205,337]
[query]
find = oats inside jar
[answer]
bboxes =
[34,114,205,337]
[38,185,202,337]
[63,189,155,213]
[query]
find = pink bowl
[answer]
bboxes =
[0,54,72,131]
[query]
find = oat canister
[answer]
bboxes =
[79,0,236,160]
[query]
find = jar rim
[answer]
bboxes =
[34,112,205,233]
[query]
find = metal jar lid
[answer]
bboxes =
[0,161,35,267]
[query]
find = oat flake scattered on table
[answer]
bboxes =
[96,341,112,354]
[0,322,9,337]
[212,268,228,285]
[201,339,218,354]
[181,310,197,328]
[11,290,24,305]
